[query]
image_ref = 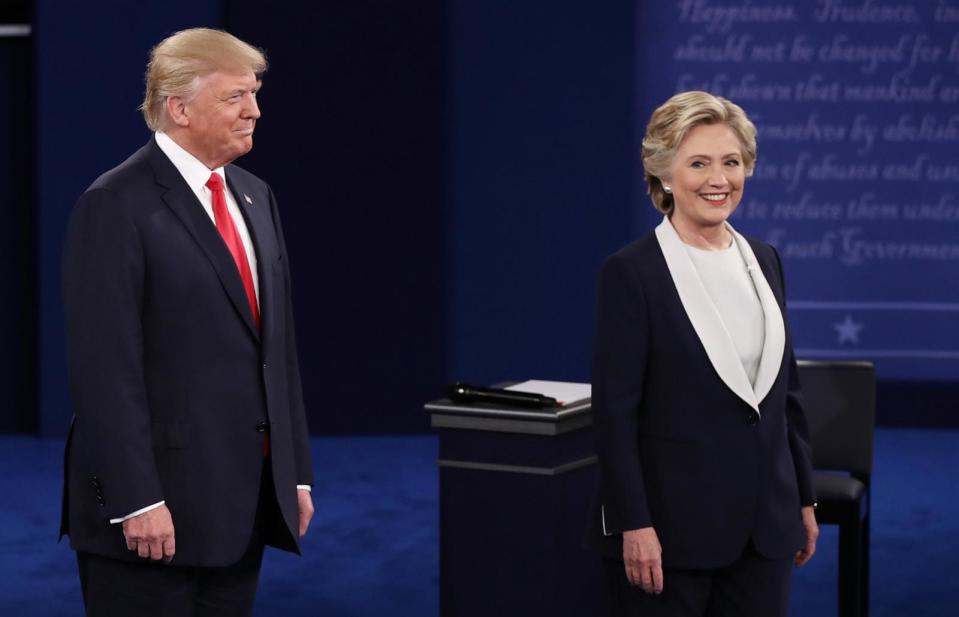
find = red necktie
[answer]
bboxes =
[206,172,260,330]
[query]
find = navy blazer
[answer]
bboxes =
[588,220,815,569]
[60,138,313,567]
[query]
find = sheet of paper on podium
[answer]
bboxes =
[505,380,591,406]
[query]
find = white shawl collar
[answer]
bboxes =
[654,216,785,412]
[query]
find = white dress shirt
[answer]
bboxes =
[684,241,766,386]
[154,131,259,306]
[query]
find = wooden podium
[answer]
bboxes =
[426,390,604,616]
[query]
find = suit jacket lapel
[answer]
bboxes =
[226,170,275,352]
[146,139,260,342]
[731,229,786,405]
[655,217,759,412]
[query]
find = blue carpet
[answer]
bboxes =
[790,428,959,617]
[0,429,956,616]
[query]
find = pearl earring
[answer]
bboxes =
[663,185,672,194]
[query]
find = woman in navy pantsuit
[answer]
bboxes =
[588,91,819,617]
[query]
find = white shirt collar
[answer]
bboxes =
[154,131,227,192]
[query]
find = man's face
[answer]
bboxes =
[181,69,261,169]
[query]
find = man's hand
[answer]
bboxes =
[623,527,663,594]
[794,505,819,567]
[122,504,175,562]
[297,488,314,537]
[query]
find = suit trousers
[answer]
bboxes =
[76,458,285,617]
[604,540,793,617]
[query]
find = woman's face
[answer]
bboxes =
[666,122,746,231]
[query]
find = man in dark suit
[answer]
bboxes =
[60,28,314,616]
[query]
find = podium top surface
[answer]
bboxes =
[424,396,592,436]
[424,397,591,422]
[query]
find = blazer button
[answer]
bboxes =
[255,421,269,433]
[746,412,760,426]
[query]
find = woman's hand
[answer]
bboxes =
[794,505,819,566]
[623,527,664,594]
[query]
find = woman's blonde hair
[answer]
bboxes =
[140,28,267,131]
[641,91,757,215]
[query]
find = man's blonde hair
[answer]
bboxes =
[641,91,757,215]
[140,28,267,131]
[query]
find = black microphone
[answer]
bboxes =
[448,383,560,409]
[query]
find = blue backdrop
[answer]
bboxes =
[447,0,638,387]
[10,1,959,436]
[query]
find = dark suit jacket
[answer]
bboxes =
[60,137,314,567]
[588,219,815,569]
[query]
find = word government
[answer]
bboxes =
[769,228,959,264]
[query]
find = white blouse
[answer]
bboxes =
[684,241,766,386]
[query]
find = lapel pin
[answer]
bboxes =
[244,194,253,205]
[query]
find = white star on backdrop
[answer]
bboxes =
[833,314,864,344]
